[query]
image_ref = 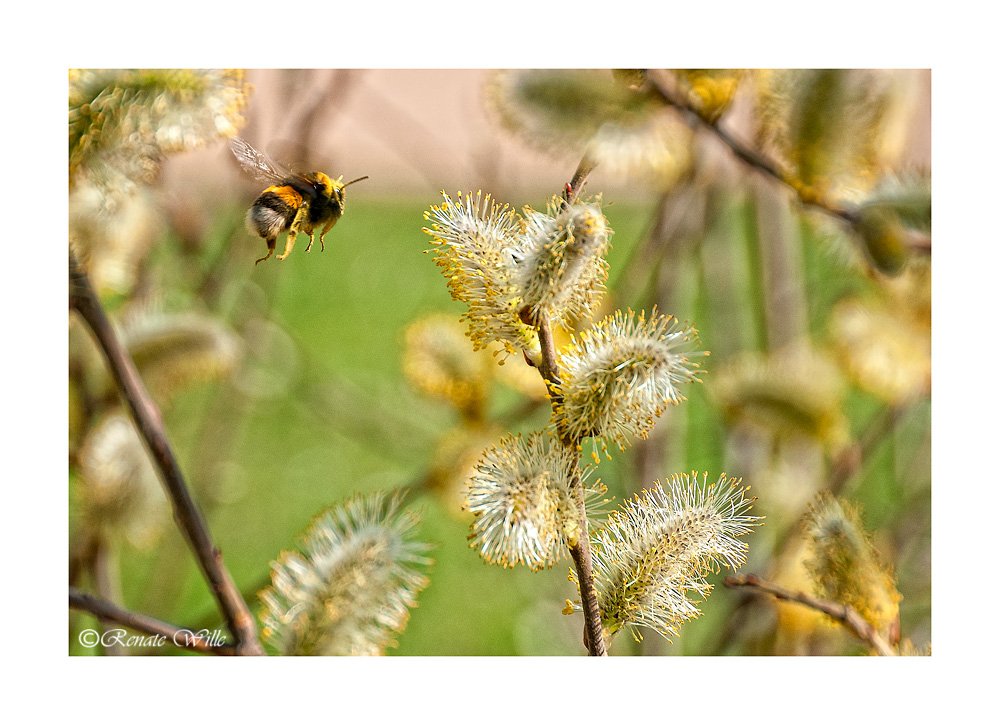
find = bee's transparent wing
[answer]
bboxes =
[229,137,289,184]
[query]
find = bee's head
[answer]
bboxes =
[307,171,335,197]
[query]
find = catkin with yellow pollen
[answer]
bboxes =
[423,191,537,358]
[515,199,610,330]
[566,472,759,642]
[554,308,705,455]
[465,432,605,571]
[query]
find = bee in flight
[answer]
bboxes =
[230,137,368,265]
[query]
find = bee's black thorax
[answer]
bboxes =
[282,176,321,203]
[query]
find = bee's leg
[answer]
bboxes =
[317,218,337,252]
[278,206,309,260]
[276,231,298,260]
[305,231,316,253]
[255,237,276,265]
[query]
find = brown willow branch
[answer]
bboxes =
[567,503,606,657]
[70,588,237,656]
[724,574,896,656]
[531,309,607,656]
[645,70,930,255]
[68,251,264,656]
[562,154,597,207]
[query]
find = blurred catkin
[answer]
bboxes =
[802,492,901,637]
[854,171,931,275]
[402,314,495,420]
[487,69,693,187]
[111,310,242,409]
[426,424,505,514]
[69,69,249,187]
[830,257,930,403]
[259,492,432,656]
[752,69,917,205]
[74,413,168,548]
[709,344,849,453]
[671,69,745,122]
[68,69,250,293]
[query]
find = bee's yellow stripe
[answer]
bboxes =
[265,185,303,207]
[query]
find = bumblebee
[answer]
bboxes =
[230,137,368,264]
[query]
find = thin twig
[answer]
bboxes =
[532,309,607,656]
[562,155,597,207]
[70,588,237,656]
[567,506,606,657]
[68,251,264,656]
[533,309,563,402]
[543,162,608,655]
[724,574,896,656]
